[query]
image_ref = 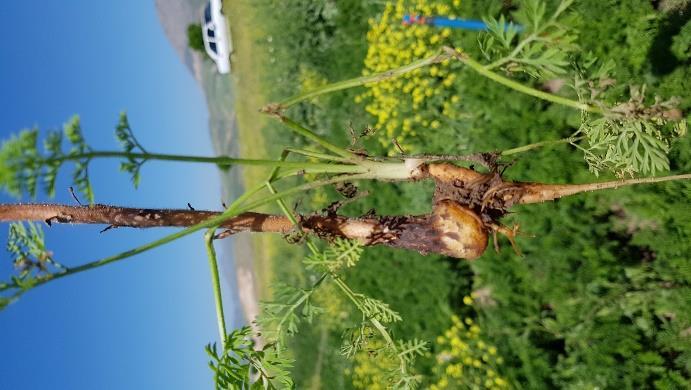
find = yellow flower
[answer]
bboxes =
[463,295,473,305]
[359,0,465,151]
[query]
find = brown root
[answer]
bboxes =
[3,169,685,262]
[424,162,690,260]
[0,202,487,260]
[428,163,523,226]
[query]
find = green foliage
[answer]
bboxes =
[187,23,205,54]
[571,58,687,176]
[0,113,155,201]
[7,221,62,278]
[346,326,428,389]
[258,281,324,345]
[304,237,363,273]
[0,129,41,198]
[63,116,94,203]
[205,326,294,389]
[671,19,691,61]
[115,112,147,187]
[355,293,402,324]
[2,0,682,387]
[471,187,691,388]
[0,116,94,202]
[348,332,428,389]
[246,0,691,388]
[1,222,64,309]
[578,115,674,177]
[480,0,578,78]
[428,314,510,389]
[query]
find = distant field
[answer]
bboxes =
[223,0,306,300]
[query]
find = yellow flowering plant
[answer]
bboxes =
[430,297,510,389]
[358,0,465,152]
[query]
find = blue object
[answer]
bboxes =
[403,14,522,32]
[430,17,492,31]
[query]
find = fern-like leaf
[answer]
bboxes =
[481,0,578,79]
[206,326,294,389]
[115,112,147,188]
[258,280,325,344]
[303,237,363,273]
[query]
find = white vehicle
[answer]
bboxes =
[201,0,232,74]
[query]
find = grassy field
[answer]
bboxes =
[223,0,307,299]
[223,0,691,388]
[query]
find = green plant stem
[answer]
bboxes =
[265,43,602,120]
[46,151,363,173]
[265,181,320,255]
[272,50,451,109]
[331,276,404,373]
[284,147,350,162]
[501,136,584,156]
[443,47,605,115]
[278,116,357,159]
[264,149,321,253]
[274,274,328,344]
[205,229,227,349]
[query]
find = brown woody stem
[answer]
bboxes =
[0,202,484,259]
[0,203,293,233]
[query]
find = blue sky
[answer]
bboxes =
[0,1,235,388]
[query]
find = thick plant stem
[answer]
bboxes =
[205,230,227,349]
[0,204,293,231]
[443,47,605,115]
[267,50,451,111]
